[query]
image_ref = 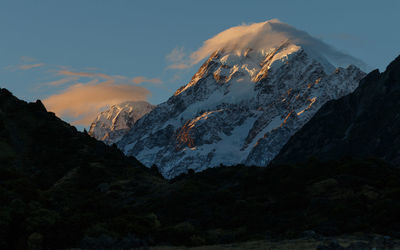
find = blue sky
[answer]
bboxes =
[1,0,399,126]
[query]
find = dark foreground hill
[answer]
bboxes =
[274,55,400,165]
[1,88,400,250]
[0,89,165,249]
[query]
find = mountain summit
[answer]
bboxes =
[172,19,366,72]
[118,20,365,178]
[89,101,154,145]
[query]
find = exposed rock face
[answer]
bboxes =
[274,55,400,165]
[88,101,154,145]
[117,39,364,178]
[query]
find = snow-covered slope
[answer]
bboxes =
[118,20,366,178]
[89,101,154,145]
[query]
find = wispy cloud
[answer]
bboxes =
[57,70,113,80]
[4,57,44,71]
[44,77,79,86]
[132,76,162,84]
[20,56,36,62]
[167,63,190,70]
[19,63,45,70]
[166,47,191,69]
[52,70,162,85]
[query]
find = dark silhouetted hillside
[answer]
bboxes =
[274,55,400,165]
[1,88,400,249]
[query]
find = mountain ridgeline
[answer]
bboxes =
[0,89,164,249]
[1,54,400,249]
[274,54,400,165]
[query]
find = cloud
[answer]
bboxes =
[167,63,190,70]
[166,47,186,62]
[6,61,158,126]
[55,70,161,85]
[44,77,79,86]
[43,80,150,126]
[4,57,44,71]
[70,116,100,126]
[57,70,113,80]
[167,19,366,70]
[19,63,44,70]
[132,76,162,84]
[166,47,190,69]
[38,70,113,88]
[20,56,36,62]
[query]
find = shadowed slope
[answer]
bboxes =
[274,55,400,165]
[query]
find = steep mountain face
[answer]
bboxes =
[274,55,400,165]
[89,101,154,145]
[118,21,365,178]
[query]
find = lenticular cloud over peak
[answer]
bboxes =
[173,19,366,71]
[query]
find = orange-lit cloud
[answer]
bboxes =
[57,70,113,80]
[43,80,150,126]
[19,63,44,70]
[132,76,162,84]
[167,63,189,70]
[44,77,79,86]
[71,116,102,126]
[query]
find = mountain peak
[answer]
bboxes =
[89,101,155,145]
[189,19,366,72]
[171,20,366,100]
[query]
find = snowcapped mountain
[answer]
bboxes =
[89,101,154,145]
[117,20,366,178]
